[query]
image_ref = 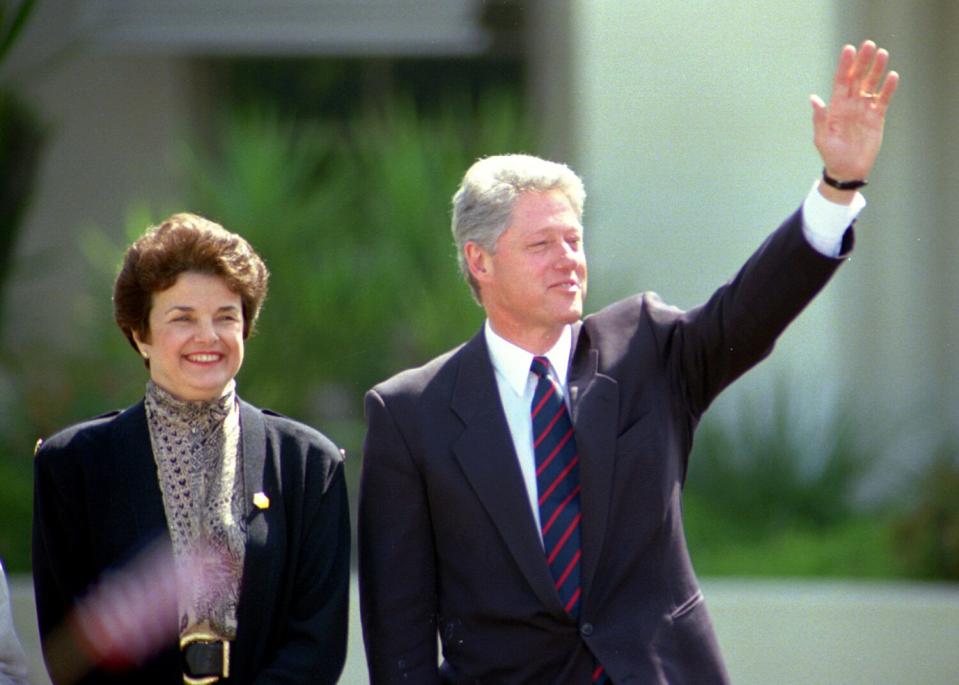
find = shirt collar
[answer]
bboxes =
[484,321,572,398]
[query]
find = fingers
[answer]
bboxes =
[832,39,898,109]
[809,94,827,121]
[847,40,878,94]
[832,44,857,93]
[877,70,900,109]
[860,48,888,94]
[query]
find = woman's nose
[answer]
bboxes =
[193,319,218,342]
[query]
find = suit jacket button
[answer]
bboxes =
[580,623,594,637]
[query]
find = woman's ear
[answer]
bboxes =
[131,330,150,359]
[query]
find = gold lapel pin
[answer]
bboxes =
[253,492,270,510]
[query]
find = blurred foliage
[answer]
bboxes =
[892,438,959,580]
[0,0,44,574]
[0,398,34,574]
[1,91,532,572]
[0,0,42,329]
[686,385,872,534]
[0,89,43,322]
[0,0,36,64]
[214,55,523,124]
[73,93,531,424]
[2,42,956,586]
[683,385,901,577]
[178,98,519,418]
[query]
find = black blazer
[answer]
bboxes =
[33,398,350,684]
[358,209,851,684]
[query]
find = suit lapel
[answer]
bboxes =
[450,332,567,616]
[233,400,274,677]
[567,322,619,596]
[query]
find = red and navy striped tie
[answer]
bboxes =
[531,357,609,683]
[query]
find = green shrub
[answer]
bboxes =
[683,384,900,577]
[892,438,959,580]
[687,386,873,533]
[58,94,530,424]
[175,95,530,424]
[0,427,34,573]
[0,95,533,572]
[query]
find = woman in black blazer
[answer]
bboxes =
[32,213,349,684]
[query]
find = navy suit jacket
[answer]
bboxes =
[33,399,350,684]
[359,209,851,684]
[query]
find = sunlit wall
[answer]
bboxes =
[563,1,958,453]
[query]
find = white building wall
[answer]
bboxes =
[566,1,957,446]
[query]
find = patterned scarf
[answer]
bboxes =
[144,380,246,638]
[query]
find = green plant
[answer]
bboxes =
[0,0,42,330]
[892,438,959,580]
[176,95,531,424]
[687,384,874,533]
[0,0,45,573]
[682,383,898,577]
[0,432,34,572]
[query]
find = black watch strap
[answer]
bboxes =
[822,168,868,190]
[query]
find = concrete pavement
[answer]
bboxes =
[10,574,959,684]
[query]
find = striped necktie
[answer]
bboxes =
[530,356,584,617]
[531,357,609,683]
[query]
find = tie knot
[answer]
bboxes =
[531,356,551,378]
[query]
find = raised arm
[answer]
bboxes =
[811,40,899,204]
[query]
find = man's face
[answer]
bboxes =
[468,190,587,351]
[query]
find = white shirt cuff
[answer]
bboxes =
[801,179,866,257]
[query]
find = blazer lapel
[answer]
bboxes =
[450,333,567,616]
[233,401,275,677]
[112,403,170,552]
[567,322,619,596]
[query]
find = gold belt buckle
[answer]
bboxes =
[180,630,230,685]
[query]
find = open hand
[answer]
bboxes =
[811,40,899,185]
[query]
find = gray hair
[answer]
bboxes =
[451,154,586,303]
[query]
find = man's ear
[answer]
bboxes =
[464,241,491,283]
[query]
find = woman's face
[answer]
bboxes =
[133,271,245,401]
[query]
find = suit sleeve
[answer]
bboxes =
[358,389,440,685]
[31,439,94,684]
[253,448,351,685]
[669,207,850,417]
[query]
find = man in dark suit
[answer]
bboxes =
[359,41,898,684]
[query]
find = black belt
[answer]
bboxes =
[180,632,231,685]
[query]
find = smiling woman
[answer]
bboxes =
[131,272,246,402]
[32,214,350,684]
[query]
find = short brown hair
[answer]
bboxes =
[113,213,269,355]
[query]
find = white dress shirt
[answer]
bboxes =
[485,183,864,527]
